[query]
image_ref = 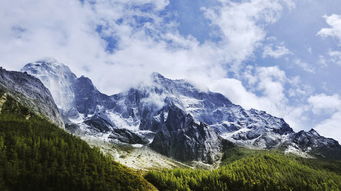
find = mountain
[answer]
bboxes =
[286,129,341,160]
[2,59,340,190]
[0,66,63,127]
[21,58,341,163]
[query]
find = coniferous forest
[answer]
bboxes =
[145,152,341,191]
[0,95,156,191]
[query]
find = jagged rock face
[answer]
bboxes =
[150,105,222,163]
[0,67,63,127]
[73,76,114,115]
[21,59,148,147]
[287,129,341,159]
[21,59,341,162]
[221,109,294,149]
[291,129,337,148]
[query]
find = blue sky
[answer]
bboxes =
[0,0,340,141]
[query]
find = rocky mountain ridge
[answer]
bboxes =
[0,66,63,127]
[20,58,341,163]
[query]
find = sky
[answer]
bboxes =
[0,0,340,141]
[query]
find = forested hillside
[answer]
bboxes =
[0,93,155,191]
[145,152,341,191]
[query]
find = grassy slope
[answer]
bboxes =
[0,94,156,191]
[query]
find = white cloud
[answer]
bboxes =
[317,14,341,69]
[308,93,341,142]
[202,0,293,67]
[262,44,291,58]
[256,66,287,102]
[0,0,104,72]
[210,78,261,109]
[317,14,341,44]
[315,112,341,142]
[308,94,341,114]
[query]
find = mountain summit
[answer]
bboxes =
[22,58,341,163]
[22,58,77,111]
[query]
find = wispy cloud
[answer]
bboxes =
[328,50,341,66]
[293,59,315,73]
[317,14,341,44]
[263,44,292,58]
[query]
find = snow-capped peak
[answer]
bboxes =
[22,58,77,112]
[23,58,75,76]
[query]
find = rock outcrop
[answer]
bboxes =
[0,67,63,127]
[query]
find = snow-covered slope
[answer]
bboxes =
[21,59,341,162]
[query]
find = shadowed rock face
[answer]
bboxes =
[0,67,63,127]
[73,76,114,115]
[150,105,222,163]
